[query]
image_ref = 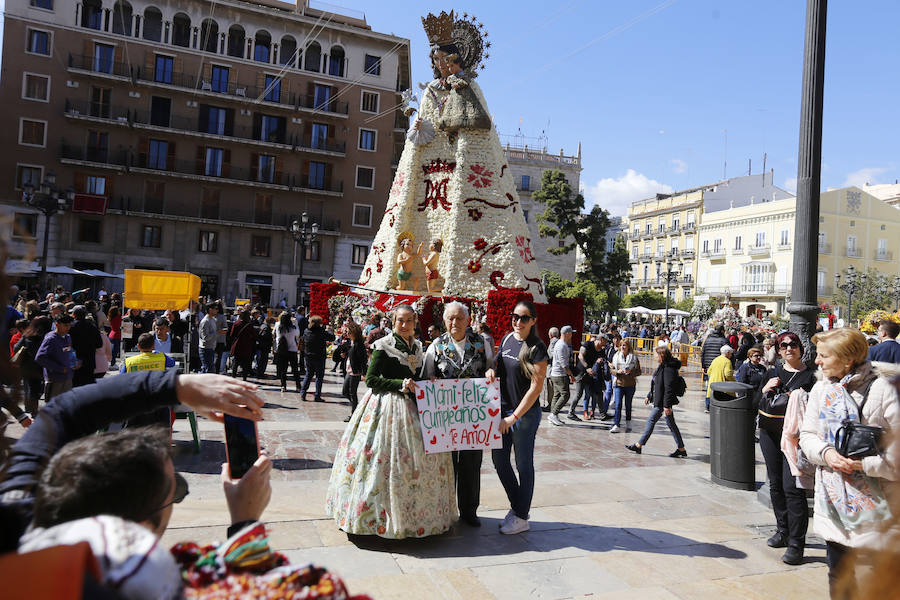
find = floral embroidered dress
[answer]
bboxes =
[357,71,546,301]
[325,333,457,538]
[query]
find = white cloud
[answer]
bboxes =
[783,177,797,194]
[671,159,687,174]
[843,167,888,188]
[585,169,674,218]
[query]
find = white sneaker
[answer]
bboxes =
[609,424,620,433]
[500,515,530,535]
[499,509,515,528]
[548,414,564,426]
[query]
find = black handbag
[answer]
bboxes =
[758,371,798,430]
[834,393,883,459]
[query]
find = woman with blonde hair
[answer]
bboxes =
[610,339,641,433]
[800,327,900,599]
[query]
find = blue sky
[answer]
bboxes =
[335,0,900,217]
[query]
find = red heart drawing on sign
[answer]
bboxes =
[488,408,499,417]
[452,405,458,410]
[493,397,499,401]
[472,423,479,429]
[417,389,424,400]
[429,435,437,445]
[418,410,423,414]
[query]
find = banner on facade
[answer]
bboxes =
[413,377,502,454]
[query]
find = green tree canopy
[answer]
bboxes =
[833,268,899,319]
[623,290,667,310]
[543,271,609,317]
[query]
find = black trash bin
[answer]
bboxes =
[709,381,756,491]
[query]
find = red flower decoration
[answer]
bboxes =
[473,238,488,251]
[468,259,482,273]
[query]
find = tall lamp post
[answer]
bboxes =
[21,171,75,292]
[878,275,900,311]
[834,265,867,324]
[289,212,318,309]
[660,258,683,325]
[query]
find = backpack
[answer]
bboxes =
[672,373,687,398]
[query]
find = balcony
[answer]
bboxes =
[639,253,654,260]
[732,247,744,255]
[777,242,791,251]
[678,276,694,285]
[654,228,667,238]
[680,249,695,259]
[68,54,350,116]
[394,112,409,131]
[60,143,129,171]
[874,249,893,261]
[668,225,681,233]
[818,242,832,254]
[629,255,640,263]
[844,247,862,258]
[682,222,696,232]
[748,244,771,256]
[700,249,726,260]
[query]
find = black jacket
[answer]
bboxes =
[69,319,102,372]
[701,332,729,371]
[348,339,367,375]
[302,325,335,358]
[0,370,180,553]
[647,357,682,409]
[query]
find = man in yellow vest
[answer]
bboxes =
[121,333,176,427]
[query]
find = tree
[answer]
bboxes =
[673,298,694,313]
[543,271,609,317]
[534,169,631,312]
[623,290,667,310]
[833,268,894,320]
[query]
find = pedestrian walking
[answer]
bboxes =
[341,321,367,422]
[626,346,687,457]
[274,311,301,393]
[300,315,335,402]
[548,326,575,426]
[610,339,641,433]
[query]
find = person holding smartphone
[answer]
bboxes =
[487,300,548,535]
[609,339,641,433]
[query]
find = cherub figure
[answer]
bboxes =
[422,239,443,294]
[396,235,424,291]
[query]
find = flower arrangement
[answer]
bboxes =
[707,305,742,331]
[486,289,533,341]
[860,309,900,334]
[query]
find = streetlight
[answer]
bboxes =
[289,212,319,308]
[878,275,900,311]
[21,171,75,292]
[660,258,683,325]
[834,265,867,323]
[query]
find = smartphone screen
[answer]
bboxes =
[223,414,259,479]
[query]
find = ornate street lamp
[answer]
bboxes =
[878,275,900,311]
[661,258,683,325]
[21,171,75,291]
[289,212,319,308]
[834,265,867,323]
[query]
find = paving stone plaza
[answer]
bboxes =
[161,369,830,599]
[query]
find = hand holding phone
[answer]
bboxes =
[221,453,272,524]
[224,413,260,479]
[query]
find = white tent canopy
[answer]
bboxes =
[45,266,90,275]
[81,269,124,278]
[650,308,690,316]
[619,306,654,314]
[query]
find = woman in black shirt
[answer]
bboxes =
[487,300,549,536]
[341,321,367,422]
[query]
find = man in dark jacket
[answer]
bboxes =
[35,314,76,400]
[300,315,334,402]
[69,306,103,387]
[868,319,900,364]
[700,325,730,411]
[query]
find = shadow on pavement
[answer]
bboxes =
[272,458,333,470]
[348,522,748,560]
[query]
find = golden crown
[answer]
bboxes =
[421,10,455,46]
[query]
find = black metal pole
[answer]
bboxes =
[40,210,52,293]
[665,274,671,325]
[788,0,827,363]
[298,238,306,310]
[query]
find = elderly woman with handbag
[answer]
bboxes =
[800,328,900,599]
[758,331,816,565]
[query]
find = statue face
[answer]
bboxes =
[433,50,454,78]
[400,238,411,250]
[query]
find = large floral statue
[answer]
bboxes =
[359,11,546,301]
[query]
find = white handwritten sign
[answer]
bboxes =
[414,378,503,454]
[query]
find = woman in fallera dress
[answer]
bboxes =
[325,305,456,538]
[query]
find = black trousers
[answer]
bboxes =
[276,351,300,388]
[452,449,482,518]
[342,373,361,414]
[758,426,808,549]
[826,541,855,600]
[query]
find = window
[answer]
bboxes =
[93,43,114,74]
[19,119,46,147]
[200,106,230,135]
[310,123,328,149]
[14,213,38,238]
[79,218,102,243]
[702,239,709,253]
[358,128,376,151]
[27,29,50,55]
[16,165,42,189]
[257,155,276,183]
[351,244,369,266]
[847,235,858,257]
[755,232,766,247]
[672,214,680,229]
[205,148,223,176]
[521,175,531,190]
[304,241,321,261]
[144,181,165,213]
[199,231,218,252]
[150,96,171,127]
[364,54,381,76]
[211,66,229,93]
[356,166,374,189]
[658,217,665,233]
[154,55,173,83]
[87,130,108,162]
[734,235,742,250]
[779,229,790,247]
[670,239,679,254]
[254,194,272,223]
[818,231,827,252]
[90,87,110,118]
[687,211,695,225]
[328,46,345,76]
[85,175,106,195]
[313,84,331,109]
[141,225,161,248]
[308,161,326,189]
[685,236,694,250]
[201,188,219,219]
[263,75,281,102]
[199,273,219,297]
[258,115,284,142]
[22,73,50,101]
[656,241,664,256]
[251,235,271,257]
[877,238,888,259]
[148,140,168,169]
[353,204,372,227]
[713,238,723,253]
[254,40,270,63]
[645,222,652,234]
[631,246,638,259]
[82,0,102,29]
[361,91,379,113]
[31,0,53,8]
[742,263,772,294]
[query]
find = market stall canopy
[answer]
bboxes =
[81,269,124,278]
[4,259,39,274]
[124,269,200,310]
[619,306,653,314]
[45,266,90,275]
[651,308,690,316]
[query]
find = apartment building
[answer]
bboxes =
[1,0,410,305]
[504,143,582,280]
[695,186,900,318]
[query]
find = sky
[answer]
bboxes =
[328,0,900,218]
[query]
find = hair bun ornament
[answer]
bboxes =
[452,14,488,75]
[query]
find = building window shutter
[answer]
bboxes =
[250,152,259,180]
[195,146,204,174]
[222,149,231,177]
[166,142,176,171]
[274,157,282,185]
